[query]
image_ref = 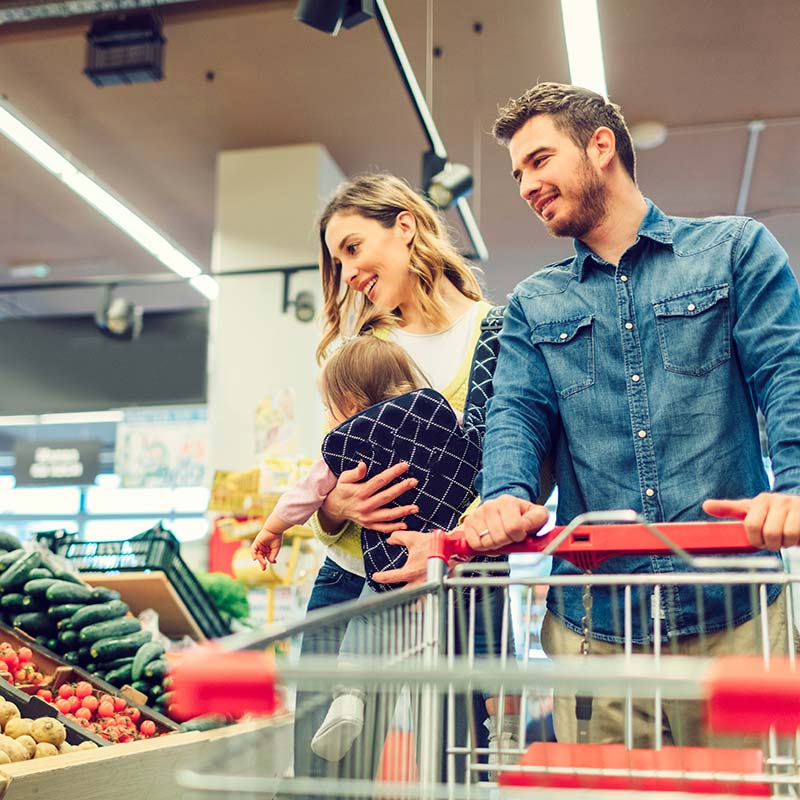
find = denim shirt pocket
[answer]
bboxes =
[530,314,595,398]
[652,284,731,376]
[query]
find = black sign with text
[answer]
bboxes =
[15,441,101,486]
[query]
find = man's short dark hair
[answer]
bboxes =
[493,82,637,183]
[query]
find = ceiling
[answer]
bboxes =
[0,0,798,319]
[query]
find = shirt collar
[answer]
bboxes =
[572,198,674,281]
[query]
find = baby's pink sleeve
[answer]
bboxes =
[272,459,338,526]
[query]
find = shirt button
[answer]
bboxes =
[620,275,628,282]
[687,303,696,311]
[631,374,641,382]
[625,322,633,330]
[645,488,655,497]
[637,429,647,439]
[559,333,568,340]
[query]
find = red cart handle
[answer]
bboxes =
[431,519,757,572]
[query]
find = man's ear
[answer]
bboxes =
[589,126,616,171]
[394,210,417,245]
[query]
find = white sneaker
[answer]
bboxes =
[311,692,365,762]
[487,731,520,777]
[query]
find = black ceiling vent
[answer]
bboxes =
[84,11,165,87]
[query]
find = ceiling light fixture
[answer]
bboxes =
[95,286,143,340]
[559,0,608,98]
[0,98,217,301]
[294,0,374,35]
[422,152,473,211]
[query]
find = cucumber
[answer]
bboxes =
[130,680,151,695]
[68,600,129,630]
[47,569,84,586]
[26,567,54,580]
[0,551,41,591]
[0,593,27,612]
[179,714,228,732]
[159,690,176,707]
[90,630,152,662]
[46,638,59,652]
[48,603,84,621]
[78,616,141,644]
[12,611,57,637]
[45,581,93,604]
[58,629,80,649]
[143,658,168,682]
[131,642,165,681]
[89,587,121,603]
[0,532,22,552]
[23,577,62,599]
[104,663,134,686]
[99,655,134,672]
[0,549,24,569]
[20,595,47,612]
[63,651,80,664]
[148,684,163,702]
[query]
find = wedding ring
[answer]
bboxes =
[478,528,492,540]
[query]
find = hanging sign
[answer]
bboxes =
[15,441,100,486]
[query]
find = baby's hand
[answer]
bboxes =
[251,526,283,569]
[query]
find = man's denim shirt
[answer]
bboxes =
[481,199,800,644]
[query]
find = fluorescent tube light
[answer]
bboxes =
[0,98,217,298]
[39,410,126,425]
[560,0,608,98]
[0,416,39,426]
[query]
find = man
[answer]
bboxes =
[456,82,800,745]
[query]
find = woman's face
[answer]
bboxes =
[324,211,416,314]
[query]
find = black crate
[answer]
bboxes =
[53,523,230,640]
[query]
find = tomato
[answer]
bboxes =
[17,647,32,664]
[113,696,126,712]
[58,684,75,699]
[139,720,156,737]
[127,707,141,722]
[81,695,99,712]
[68,695,81,712]
[55,698,72,714]
[75,681,93,699]
[97,700,115,718]
[99,694,114,706]
[75,707,92,721]
[14,670,28,683]
[36,689,53,702]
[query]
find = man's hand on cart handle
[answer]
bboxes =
[703,493,800,551]
[461,495,550,552]
[371,530,431,587]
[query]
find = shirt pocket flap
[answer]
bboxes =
[653,284,729,318]
[530,314,594,345]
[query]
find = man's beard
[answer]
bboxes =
[546,158,607,240]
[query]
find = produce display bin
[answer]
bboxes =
[0,622,179,735]
[51,524,230,639]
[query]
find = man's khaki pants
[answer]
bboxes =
[540,591,791,747]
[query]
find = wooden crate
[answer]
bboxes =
[0,715,291,800]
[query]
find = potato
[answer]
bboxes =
[0,702,20,730]
[34,742,59,759]
[3,718,32,739]
[15,735,35,759]
[58,741,73,754]
[76,741,99,750]
[0,734,30,762]
[0,751,9,765]
[30,718,66,747]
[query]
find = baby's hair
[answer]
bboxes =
[320,336,429,419]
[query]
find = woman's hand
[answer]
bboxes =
[317,461,420,533]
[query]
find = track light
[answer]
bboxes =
[280,269,316,323]
[294,0,374,35]
[422,152,473,211]
[95,286,143,340]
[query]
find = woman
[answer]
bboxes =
[292,173,515,785]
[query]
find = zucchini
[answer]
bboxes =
[131,642,165,681]
[104,663,134,686]
[0,549,24,569]
[0,532,22,552]
[48,603,84,621]
[143,658,168,682]
[12,611,57,637]
[58,629,80,649]
[68,600,129,630]
[90,630,152,662]
[23,577,61,599]
[130,680,151,694]
[78,616,141,644]
[26,567,54,580]
[45,581,93,604]
[46,638,58,652]
[63,651,80,664]
[20,595,47,612]
[0,551,41,591]
[0,593,27,612]
[89,587,121,603]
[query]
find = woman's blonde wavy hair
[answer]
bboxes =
[316,173,484,363]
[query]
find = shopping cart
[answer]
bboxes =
[170,512,800,799]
